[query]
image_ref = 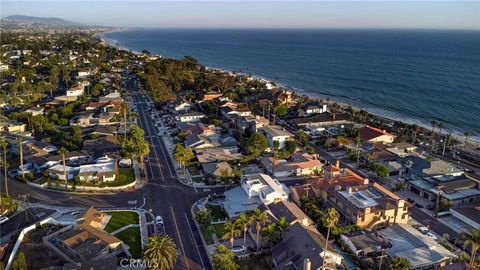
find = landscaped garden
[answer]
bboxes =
[103,211,142,258]
[104,211,139,233]
[206,204,228,221]
[115,226,142,259]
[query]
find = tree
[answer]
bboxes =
[17,138,25,181]
[71,126,83,144]
[173,144,194,171]
[285,140,296,154]
[335,136,348,146]
[462,228,480,265]
[296,130,309,146]
[387,257,411,270]
[120,101,129,139]
[321,208,339,270]
[430,119,438,154]
[276,217,289,233]
[212,245,239,270]
[369,163,390,177]
[251,208,269,251]
[59,147,68,189]
[136,140,150,171]
[0,138,8,197]
[222,220,242,248]
[262,223,280,247]
[246,132,268,157]
[12,252,27,270]
[91,83,104,97]
[144,235,178,270]
[195,209,212,228]
[274,104,287,117]
[236,213,252,248]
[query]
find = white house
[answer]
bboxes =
[177,111,205,123]
[260,125,294,150]
[220,105,252,119]
[77,162,116,182]
[299,102,328,117]
[46,164,77,181]
[174,101,193,113]
[66,84,85,97]
[222,173,289,217]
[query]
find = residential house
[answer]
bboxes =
[273,89,293,105]
[234,115,270,134]
[195,148,243,164]
[378,224,455,269]
[298,101,328,117]
[0,120,26,133]
[450,203,480,229]
[66,83,85,97]
[77,162,116,182]
[201,162,234,180]
[201,92,223,101]
[340,230,384,257]
[271,223,342,270]
[289,113,349,129]
[222,173,290,218]
[312,162,409,229]
[259,152,322,178]
[359,125,395,144]
[25,106,44,116]
[260,125,294,150]
[290,184,317,206]
[174,101,193,113]
[46,164,77,180]
[220,104,252,119]
[259,199,314,227]
[177,111,205,122]
[99,91,123,102]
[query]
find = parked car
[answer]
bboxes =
[426,232,438,240]
[232,245,246,253]
[0,215,9,224]
[426,205,434,210]
[155,216,164,225]
[415,203,424,208]
[418,226,429,234]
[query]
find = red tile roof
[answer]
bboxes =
[359,125,394,141]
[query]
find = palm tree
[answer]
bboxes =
[430,119,438,154]
[276,217,289,235]
[387,257,411,270]
[137,140,150,171]
[236,213,252,248]
[59,147,68,189]
[144,235,178,270]
[222,220,242,248]
[0,138,8,197]
[251,208,269,251]
[464,131,471,150]
[321,208,339,270]
[262,223,280,247]
[16,138,24,181]
[462,228,480,265]
[120,101,129,139]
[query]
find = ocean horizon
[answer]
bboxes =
[103,28,480,140]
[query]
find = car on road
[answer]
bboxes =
[232,245,246,253]
[0,215,9,224]
[418,226,429,234]
[407,198,415,203]
[426,232,438,240]
[155,216,164,225]
[426,205,434,210]
[414,203,424,208]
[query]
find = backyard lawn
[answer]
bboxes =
[106,168,135,187]
[115,227,142,259]
[104,211,139,233]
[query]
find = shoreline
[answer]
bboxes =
[99,30,479,146]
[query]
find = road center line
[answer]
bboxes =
[170,206,190,270]
[184,213,205,269]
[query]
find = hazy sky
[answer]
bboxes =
[1,1,479,29]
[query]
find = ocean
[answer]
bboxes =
[103,29,480,139]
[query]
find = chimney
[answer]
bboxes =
[363,178,369,185]
[303,259,311,270]
[332,113,336,120]
[335,160,340,169]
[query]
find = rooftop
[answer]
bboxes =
[260,125,294,138]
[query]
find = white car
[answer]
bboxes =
[418,226,429,234]
[426,232,438,240]
[0,215,9,224]
[231,245,246,253]
[155,216,164,225]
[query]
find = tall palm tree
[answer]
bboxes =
[251,208,269,251]
[276,217,289,235]
[144,235,178,270]
[430,119,437,155]
[321,208,340,270]
[462,228,480,265]
[16,138,24,181]
[120,101,129,139]
[137,140,150,171]
[262,223,280,247]
[59,147,68,189]
[0,138,8,197]
[222,220,242,248]
[464,131,471,150]
[236,213,252,248]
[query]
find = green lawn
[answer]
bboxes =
[104,168,135,187]
[115,227,142,259]
[104,211,139,233]
[206,204,228,220]
[212,223,225,238]
[237,255,272,270]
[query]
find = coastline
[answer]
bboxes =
[99,30,479,146]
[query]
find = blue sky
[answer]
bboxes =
[1,1,479,29]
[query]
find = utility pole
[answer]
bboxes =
[17,138,25,181]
